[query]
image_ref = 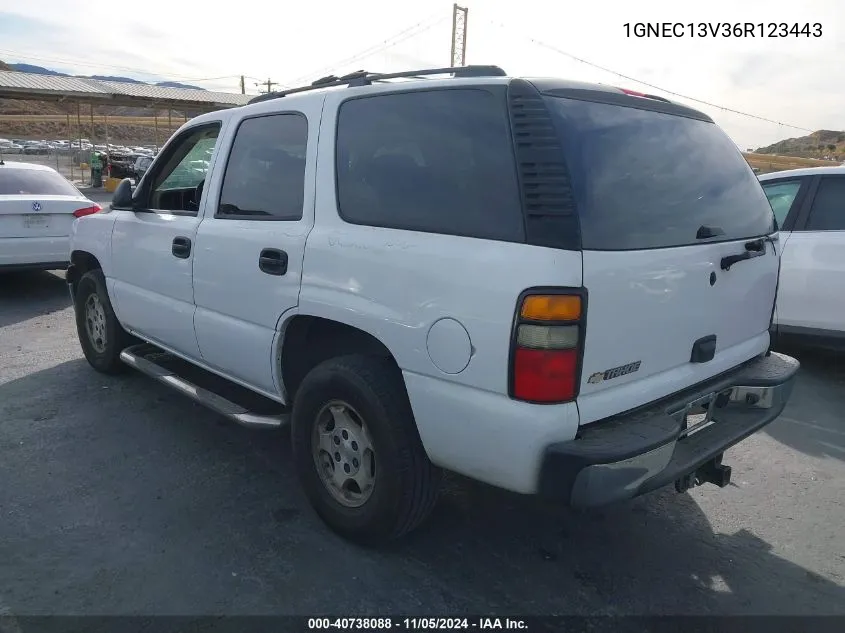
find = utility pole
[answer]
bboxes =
[255,78,279,93]
[240,75,246,94]
[450,4,468,67]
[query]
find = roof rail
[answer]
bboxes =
[247,65,507,105]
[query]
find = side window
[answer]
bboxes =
[146,123,220,214]
[335,89,524,242]
[805,176,845,231]
[217,113,308,220]
[761,179,802,226]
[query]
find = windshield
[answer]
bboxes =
[0,168,81,196]
[543,96,775,250]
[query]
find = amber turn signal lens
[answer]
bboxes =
[520,295,581,321]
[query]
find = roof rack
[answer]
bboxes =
[247,65,507,105]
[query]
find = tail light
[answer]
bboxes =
[73,203,102,218]
[510,291,585,404]
[619,87,647,98]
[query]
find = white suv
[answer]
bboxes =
[759,166,845,349]
[66,66,799,543]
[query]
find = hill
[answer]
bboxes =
[754,130,845,162]
[6,63,205,91]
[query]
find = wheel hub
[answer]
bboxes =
[312,401,376,508]
[84,293,107,354]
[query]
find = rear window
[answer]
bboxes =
[543,96,775,250]
[0,167,81,196]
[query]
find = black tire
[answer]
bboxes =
[292,355,441,544]
[74,269,133,374]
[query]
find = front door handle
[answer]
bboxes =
[259,248,288,276]
[172,236,192,259]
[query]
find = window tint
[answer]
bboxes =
[543,97,775,250]
[0,168,81,196]
[805,176,845,231]
[335,89,524,242]
[217,113,308,220]
[761,180,802,226]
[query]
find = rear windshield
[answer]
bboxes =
[0,168,81,196]
[543,96,775,250]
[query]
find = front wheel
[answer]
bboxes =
[292,355,441,544]
[74,269,133,374]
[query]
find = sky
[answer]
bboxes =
[0,0,842,150]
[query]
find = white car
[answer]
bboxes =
[0,161,101,272]
[759,166,845,350]
[67,66,799,543]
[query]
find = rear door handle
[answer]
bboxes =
[259,248,288,276]
[172,236,192,259]
[721,238,766,271]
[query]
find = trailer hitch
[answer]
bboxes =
[675,454,732,493]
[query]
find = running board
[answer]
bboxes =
[119,344,290,430]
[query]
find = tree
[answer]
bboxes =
[827,144,836,151]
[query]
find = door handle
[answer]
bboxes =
[172,236,192,259]
[259,248,288,276]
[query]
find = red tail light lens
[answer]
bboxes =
[619,88,646,97]
[510,292,585,404]
[73,204,102,218]
[513,348,578,402]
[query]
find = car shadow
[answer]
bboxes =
[765,344,845,463]
[1,359,843,616]
[0,270,71,329]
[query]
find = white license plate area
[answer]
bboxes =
[23,214,48,228]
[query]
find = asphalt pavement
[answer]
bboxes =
[0,267,843,617]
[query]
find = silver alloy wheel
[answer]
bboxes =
[84,293,108,354]
[312,400,376,508]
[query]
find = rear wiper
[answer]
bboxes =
[696,224,725,239]
[721,238,766,271]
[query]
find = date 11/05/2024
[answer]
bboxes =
[624,22,822,38]
[308,618,527,630]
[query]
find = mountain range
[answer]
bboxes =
[4,62,206,91]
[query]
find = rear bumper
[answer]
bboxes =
[0,236,70,270]
[538,351,800,507]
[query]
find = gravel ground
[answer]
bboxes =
[0,268,843,618]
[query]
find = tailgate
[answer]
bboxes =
[541,92,778,424]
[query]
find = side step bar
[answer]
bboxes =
[119,344,289,430]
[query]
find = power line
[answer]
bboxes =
[281,14,448,88]
[0,49,240,84]
[487,21,815,133]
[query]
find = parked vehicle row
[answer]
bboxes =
[0,138,157,157]
[64,66,799,545]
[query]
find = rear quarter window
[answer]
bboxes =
[335,88,525,242]
[544,96,775,250]
[0,168,81,196]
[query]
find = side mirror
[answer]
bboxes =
[112,178,134,210]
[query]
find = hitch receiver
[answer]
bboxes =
[675,454,732,493]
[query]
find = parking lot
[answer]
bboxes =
[1,256,844,615]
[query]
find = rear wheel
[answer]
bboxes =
[74,269,133,374]
[292,355,441,544]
